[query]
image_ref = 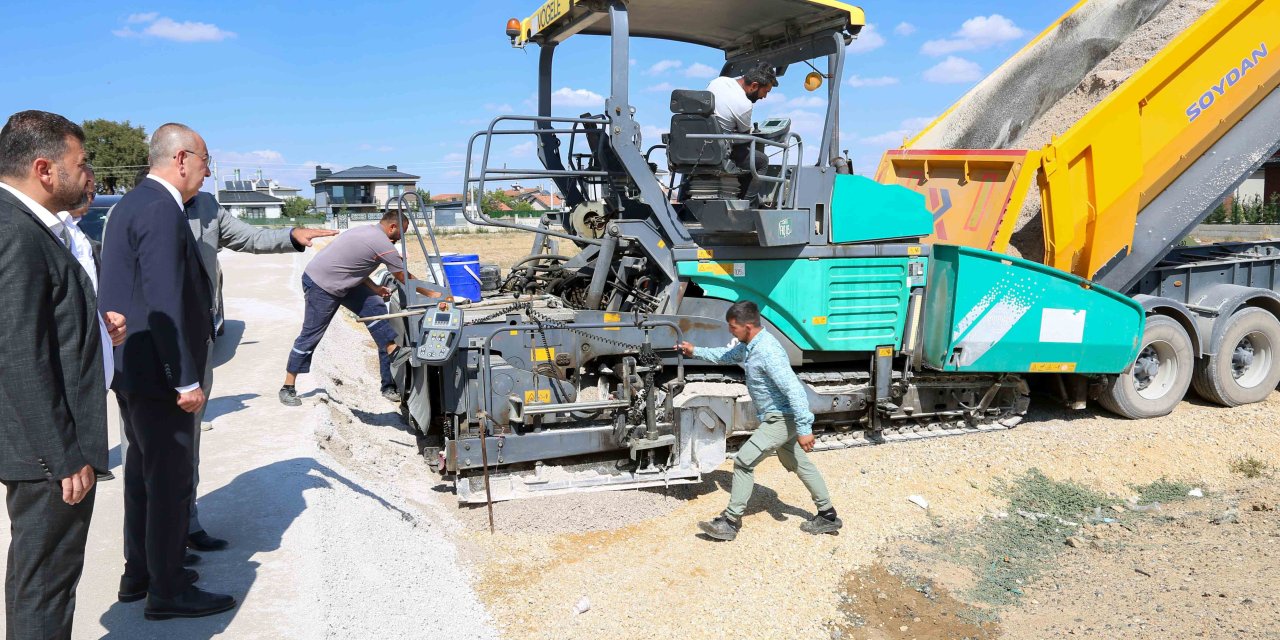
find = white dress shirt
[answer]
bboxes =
[144,175,201,394]
[0,181,114,389]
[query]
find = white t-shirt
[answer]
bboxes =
[706,76,753,134]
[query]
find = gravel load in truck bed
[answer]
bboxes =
[1006,0,1219,260]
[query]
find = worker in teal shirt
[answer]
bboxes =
[678,300,841,541]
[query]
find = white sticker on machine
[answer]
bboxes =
[733,263,745,277]
[1039,308,1086,344]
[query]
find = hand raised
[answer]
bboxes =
[291,228,339,247]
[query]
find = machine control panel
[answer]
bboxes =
[415,302,463,364]
[756,117,792,143]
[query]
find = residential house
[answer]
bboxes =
[502,183,564,211]
[218,179,284,219]
[313,164,421,229]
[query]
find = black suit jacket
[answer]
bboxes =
[0,188,109,481]
[99,179,213,396]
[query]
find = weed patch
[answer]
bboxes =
[1130,477,1198,503]
[960,469,1112,607]
[1229,456,1270,479]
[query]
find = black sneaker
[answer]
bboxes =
[697,514,741,541]
[800,513,843,535]
[279,387,301,406]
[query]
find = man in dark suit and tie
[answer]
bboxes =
[98,122,235,620]
[0,111,109,640]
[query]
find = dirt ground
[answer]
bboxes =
[402,230,581,274]
[311,300,1280,640]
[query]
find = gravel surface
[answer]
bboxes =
[316,290,1280,640]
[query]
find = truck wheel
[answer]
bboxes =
[1192,308,1280,407]
[1098,316,1193,419]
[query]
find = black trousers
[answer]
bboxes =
[3,479,95,640]
[729,142,770,200]
[117,391,194,599]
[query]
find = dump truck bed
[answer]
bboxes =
[880,0,1280,292]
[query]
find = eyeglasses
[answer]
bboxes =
[177,149,212,165]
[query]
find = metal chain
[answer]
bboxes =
[466,300,654,354]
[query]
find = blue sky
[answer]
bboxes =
[2,1,1077,197]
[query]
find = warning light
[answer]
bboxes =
[506,18,521,39]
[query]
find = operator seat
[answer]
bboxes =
[667,90,745,201]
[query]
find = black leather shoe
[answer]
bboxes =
[183,553,201,567]
[144,586,236,620]
[118,569,199,603]
[187,530,228,551]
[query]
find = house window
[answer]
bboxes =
[245,207,266,218]
[331,185,345,200]
[389,184,405,198]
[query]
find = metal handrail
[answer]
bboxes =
[392,193,452,302]
[461,114,617,245]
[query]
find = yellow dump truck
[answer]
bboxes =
[877,0,1280,414]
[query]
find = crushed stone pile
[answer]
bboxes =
[1006,0,1219,260]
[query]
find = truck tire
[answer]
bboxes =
[1098,315,1193,419]
[1192,307,1280,407]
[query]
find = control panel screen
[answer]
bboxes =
[433,312,452,326]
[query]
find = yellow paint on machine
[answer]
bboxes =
[812,316,828,325]
[1029,362,1077,373]
[524,389,552,404]
[1038,0,1280,280]
[604,312,621,330]
[876,346,894,357]
[696,249,714,260]
[697,263,733,276]
[532,347,556,362]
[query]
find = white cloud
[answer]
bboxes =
[785,95,826,108]
[847,75,900,88]
[551,87,604,108]
[683,63,718,79]
[894,22,916,37]
[900,117,936,131]
[646,82,676,93]
[114,14,236,42]
[508,141,536,157]
[216,149,284,165]
[921,15,1023,56]
[847,24,885,54]
[860,130,913,146]
[646,59,683,75]
[923,56,983,83]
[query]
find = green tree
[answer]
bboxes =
[282,196,312,218]
[82,119,148,194]
[480,189,537,217]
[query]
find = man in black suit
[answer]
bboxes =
[0,111,108,639]
[99,122,235,620]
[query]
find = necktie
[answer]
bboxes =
[58,224,73,248]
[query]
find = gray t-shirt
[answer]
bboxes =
[304,224,405,297]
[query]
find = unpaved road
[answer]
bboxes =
[0,249,496,639]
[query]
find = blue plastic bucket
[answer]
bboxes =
[442,254,482,302]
